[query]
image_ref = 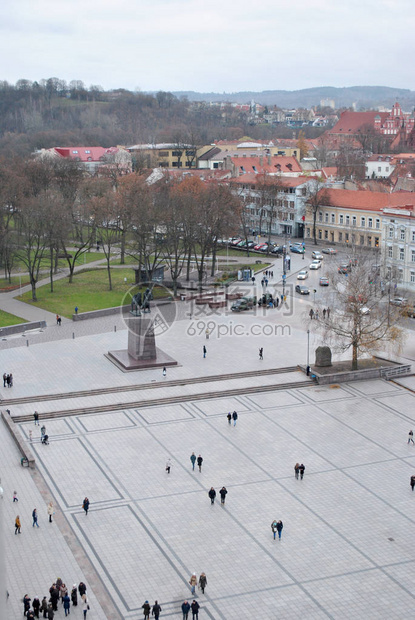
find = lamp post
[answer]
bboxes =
[307,329,310,375]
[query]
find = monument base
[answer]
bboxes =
[106,347,178,372]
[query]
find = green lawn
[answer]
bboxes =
[0,310,28,328]
[18,268,169,317]
[1,251,107,277]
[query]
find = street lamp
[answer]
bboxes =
[307,329,310,375]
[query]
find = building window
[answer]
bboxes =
[367,236,372,247]
[345,232,349,243]
[158,151,169,157]
[325,213,329,223]
[339,215,344,225]
[411,272,415,283]
[352,216,356,226]
[368,218,373,228]
[412,250,415,263]
[306,228,311,237]
[339,232,343,242]
[360,236,364,245]
[412,231,415,242]
[331,213,335,223]
[318,230,322,240]
[388,246,393,258]
[400,229,405,241]
[389,227,394,238]
[398,269,403,282]
[399,247,405,261]
[375,237,379,248]
[361,217,366,227]
[324,230,328,239]
[318,212,323,222]
[345,216,350,226]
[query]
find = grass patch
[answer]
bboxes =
[18,268,169,317]
[0,310,28,328]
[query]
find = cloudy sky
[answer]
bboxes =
[1,0,414,93]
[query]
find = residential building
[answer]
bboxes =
[366,153,415,179]
[127,143,197,168]
[382,207,415,290]
[35,146,131,174]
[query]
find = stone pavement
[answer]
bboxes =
[2,306,415,618]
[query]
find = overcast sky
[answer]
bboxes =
[1,0,414,93]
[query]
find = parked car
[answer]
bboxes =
[231,296,256,312]
[322,248,337,255]
[309,260,322,270]
[290,245,305,254]
[271,245,284,255]
[311,251,324,260]
[231,238,243,246]
[258,292,274,306]
[254,243,267,251]
[338,263,350,274]
[361,307,371,315]
[295,285,310,295]
[297,270,309,280]
[247,241,256,248]
[390,297,408,307]
[319,276,329,286]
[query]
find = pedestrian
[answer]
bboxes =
[181,600,191,620]
[294,463,300,479]
[411,475,415,491]
[41,433,49,445]
[197,454,203,472]
[24,594,31,615]
[265,278,268,287]
[71,585,78,607]
[265,270,268,277]
[166,458,172,474]
[227,412,232,424]
[27,609,35,620]
[58,316,62,326]
[327,307,331,319]
[408,430,414,444]
[15,514,21,534]
[41,597,48,618]
[2,372,6,387]
[142,600,151,619]
[191,600,200,619]
[203,345,206,358]
[47,501,54,523]
[162,366,166,377]
[232,410,238,426]
[63,593,70,616]
[34,411,39,425]
[259,347,263,360]
[78,582,86,598]
[252,276,255,285]
[276,520,283,540]
[33,596,40,618]
[309,308,314,320]
[315,310,319,320]
[41,425,46,438]
[82,497,89,515]
[56,314,59,325]
[281,293,284,304]
[208,487,216,504]
[190,452,196,470]
[271,519,279,540]
[61,582,68,604]
[47,603,54,619]
[219,486,227,505]
[32,507,40,527]
[199,572,207,594]
[261,278,264,287]
[81,593,89,618]
[50,586,59,611]
[6,373,11,387]
[75,306,78,315]
[13,490,18,502]
[299,464,305,480]
[323,308,326,319]
[189,573,197,595]
[9,372,13,387]
[152,600,161,619]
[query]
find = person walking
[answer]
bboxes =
[47,603,55,619]
[2,372,7,387]
[197,454,203,472]
[327,307,331,319]
[276,520,283,540]
[191,600,200,619]
[181,600,191,620]
[15,514,21,534]
[299,464,305,480]
[47,501,54,523]
[227,412,232,424]
[13,490,18,502]
[294,463,300,479]
[162,367,167,377]
[81,594,89,618]
[82,497,90,515]
[34,411,39,425]
[166,459,172,474]
[189,573,197,595]
[41,425,46,439]
[23,594,31,615]
[41,597,48,618]
[199,572,207,594]
[63,593,70,616]
[203,345,207,358]
[408,430,414,444]
[75,306,78,315]
[259,347,263,360]
[190,452,196,471]
[219,486,227,505]
[142,600,151,619]
[71,586,78,607]
[232,411,238,426]
[271,519,279,540]
[33,596,41,618]
[411,475,415,491]
[152,600,161,619]
[323,308,326,319]
[32,507,40,527]
[208,487,216,504]
[78,582,87,598]
[309,308,314,320]
[8,373,13,387]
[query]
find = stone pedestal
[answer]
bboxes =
[315,346,332,367]
[107,317,178,372]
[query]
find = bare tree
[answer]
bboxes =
[305,179,329,246]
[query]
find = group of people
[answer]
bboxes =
[14,500,55,534]
[23,580,89,618]
[309,307,331,320]
[294,463,306,480]
[2,371,13,387]
[226,411,238,426]
[189,453,204,472]
[208,487,227,505]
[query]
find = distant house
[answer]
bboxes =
[366,153,415,179]
[36,146,131,174]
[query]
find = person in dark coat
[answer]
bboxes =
[47,603,54,619]
[208,487,216,504]
[197,455,203,472]
[294,463,300,479]
[23,594,31,615]
[142,600,151,619]
[152,600,161,619]
[41,597,48,618]
[198,572,207,594]
[203,345,206,358]
[190,452,196,470]
[71,585,78,606]
[27,610,35,620]
[63,594,70,616]
[232,411,238,426]
[411,475,415,491]
[82,498,90,515]
[299,464,305,480]
[50,587,59,611]
[181,600,191,620]
[227,412,231,424]
[78,582,86,597]
[276,520,283,540]
[271,519,279,540]
[32,596,40,618]
[191,600,200,619]
[219,487,227,505]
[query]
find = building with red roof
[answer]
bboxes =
[36,146,131,174]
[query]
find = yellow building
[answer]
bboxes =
[128,143,197,168]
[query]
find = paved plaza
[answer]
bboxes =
[2,276,415,618]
